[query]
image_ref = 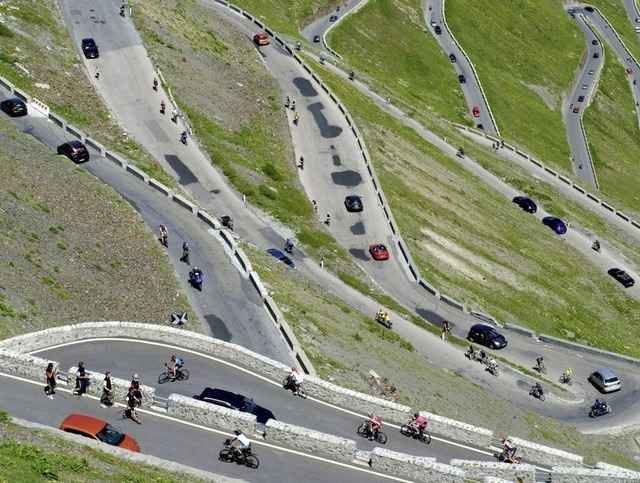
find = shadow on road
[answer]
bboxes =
[331,169,362,186]
[308,102,343,138]
[165,154,198,185]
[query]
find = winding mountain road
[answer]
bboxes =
[302,0,363,54]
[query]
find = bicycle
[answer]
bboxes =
[158,365,190,384]
[219,442,259,468]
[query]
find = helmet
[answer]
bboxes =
[133,374,139,381]
[171,354,176,361]
[413,412,419,418]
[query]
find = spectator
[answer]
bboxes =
[44,362,56,399]
[73,362,90,396]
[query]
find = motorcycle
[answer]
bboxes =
[589,402,611,418]
[496,449,521,464]
[219,440,260,468]
[158,364,190,384]
[356,421,387,444]
[180,131,188,145]
[282,375,307,398]
[189,270,204,291]
[456,147,465,158]
[592,240,601,252]
[375,312,392,329]
[284,240,294,254]
[486,360,499,376]
[529,385,546,401]
[399,423,431,444]
[559,372,573,385]
[534,360,546,375]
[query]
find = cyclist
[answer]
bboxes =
[366,414,383,441]
[410,412,428,438]
[229,430,251,460]
[562,367,573,384]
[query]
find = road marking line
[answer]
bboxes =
[31,337,497,457]
[0,371,410,482]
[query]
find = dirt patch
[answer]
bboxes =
[522,81,559,110]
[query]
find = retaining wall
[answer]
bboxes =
[508,436,583,467]
[0,349,55,381]
[264,419,356,463]
[418,411,493,447]
[167,394,257,435]
[68,365,155,405]
[449,459,535,482]
[595,462,640,479]
[551,465,640,482]
[482,478,515,483]
[369,447,465,482]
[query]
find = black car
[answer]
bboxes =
[512,196,537,213]
[329,15,338,22]
[449,53,456,63]
[593,52,600,59]
[578,95,585,102]
[591,39,598,46]
[585,6,594,12]
[467,324,507,349]
[57,140,90,163]
[81,38,99,59]
[0,97,27,117]
[434,25,442,35]
[344,195,363,212]
[607,268,635,288]
[458,74,466,84]
[194,388,275,424]
[313,35,321,43]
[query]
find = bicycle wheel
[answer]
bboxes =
[244,454,260,469]
[158,371,170,385]
[178,368,190,381]
[356,422,368,437]
[376,431,388,444]
[420,432,432,445]
[218,448,233,462]
[399,424,412,437]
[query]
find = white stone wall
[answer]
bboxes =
[508,436,583,467]
[551,466,640,482]
[449,459,535,482]
[167,394,257,435]
[264,419,356,463]
[419,411,494,447]
[369,447,465,482]
[0,349,55,382]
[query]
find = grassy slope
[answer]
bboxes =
[0,0,173,187]
[328,0,467,122]
[247,245,640,470]
[0,118,192,339]
[0,411,205,482]
[446,0,581,171]
[314,64,640,357]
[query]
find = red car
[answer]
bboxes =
[472,106,480,118]
[253,32,270,46]
[59,414,140,452]
[626,67,634,75]
[369,243,389,261]
[572,106,580,113]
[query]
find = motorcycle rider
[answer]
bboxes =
[502,438,518,462]
[349,71,355,81]
[487,357,498,373]
[531,382,544,399]
[562,367,573,383]
[189,266,204,286]
[456,147,464,157]
[159,224,168,247]
[409,412,428,438]
[535,356,545,373]
[592,239,601,252]
[375,308,390,325]
[465,344,477,359]
[285,238,294,254]
[125,385,141,422]
[366,413,383,441]
[180,130,188,144]
[229,430,251,460]
[160,100,166,114]
[592,399,608,415]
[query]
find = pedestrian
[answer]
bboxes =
[441,320,451,341]
[160,100,166,114]
[171,108,178,123]
[312,199,318,214]
[325,213,331,225]
[100,370,114,407]
[153,77,158,91]
[159,224,168,247]
[171,311,189,326]
[44,362,56,399]
[500,140,505,148]
[298,156,304,169]
[181,241,190,264]
[73,361,90,396]
[94,71,100,80]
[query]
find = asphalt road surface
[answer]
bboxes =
[425,0,497,135]
[302,0,363,54]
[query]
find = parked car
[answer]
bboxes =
[253,33,270,46]
[472,106,480,118]
[467,324,507,349]
[59,414,139,452]
[81,38,99,59]
[194,388,275,424]
[344,195,363,212]
[588,368,622,393]
[607,268,635,288]
[57,140,90,163]
[0,97,27,117]
[449,53,456,63]
[512,196,537,213]
[369,243,389,261]
[434,25,442,35]
[458,74,466,84]
[542,216,567,235]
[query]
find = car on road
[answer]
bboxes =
[476,123,484,130]
[593,52,599,59]
[434,25,442,35]
[344,195,363,212]
[572,106,580,113]
[512,196,537,213]
[81,38,99,59]
[59,414,140,452]
[591,39,598,46]
[472,106,480,118]
[636,25,640,33]
[542,216,567,235]
[588,70,594,75]
[253,32,270,46]
[588,368,622,393]
[581,84,588,90]
[56,140,90,163]
[626,68,634,75]
[194,388,275,424]
[329,15,338,22]
[369,243,389,261]
[313,35,321,43]
[585,6,594,12]
[458,74,466,84]
[449,53,456,63]
[578,95,585,102]
[467,324,507,350]
[607,268,635,288]
[0,97,27,117]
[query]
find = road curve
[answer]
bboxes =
[301,0,364,55]
[424,0,498,135]
[623,0,640,29]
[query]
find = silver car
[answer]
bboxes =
[588,368,622,393]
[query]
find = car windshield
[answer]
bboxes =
[604,377,619,384]
[96,424,125,446]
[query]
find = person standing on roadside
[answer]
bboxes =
[441,320,451,341]
[100,370,114,407]
[44,363,56,399]
[73,362,90,396]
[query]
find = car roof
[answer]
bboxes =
[60,414,106,434]
[594,368,618,379]
[4,97,25,104]
[82,38,96,43]
[68,140,85,148]
[471,323,496,332]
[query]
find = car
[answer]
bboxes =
[369,243,389,261]
[467,324,507,350]
[313,35,321,43]
[607,268,635,288]
[476,123,484,130]
[449,53,456,63]
[472,106,480,118]
[344,195,363,212]
[588,368,622,393]
[81,38,99,59]
[253,32,270,46]
[588,70,594,75]
[578,95,585,102]
[636,25,640,33]
[56,140,90,163]
[591,39,598,46]
[434,25,442,35]
[194,388,275,424]
[512,196,537,213]
[626,67,634,75]
[573,106,580,114]
[581,84,588,90]
[585,6,594,12]
[59,414,139,452]
[329,15,338,22]
[593,52,599,59]
[0,97,27,117]
[458,74,466,84]
[542,216,567,235]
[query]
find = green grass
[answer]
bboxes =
[313,62,640,357]
[328,0,467,122]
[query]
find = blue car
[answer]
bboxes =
[542,216,567,235]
